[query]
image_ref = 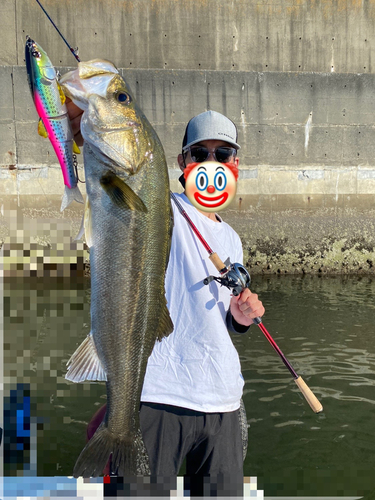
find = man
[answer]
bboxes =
[139,111,264,496]
[68,103,264,495]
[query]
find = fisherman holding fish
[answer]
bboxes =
[67,97,264,495]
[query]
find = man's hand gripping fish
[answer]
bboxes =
[61,60,173,477]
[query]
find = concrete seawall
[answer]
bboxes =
[1,0,375,274]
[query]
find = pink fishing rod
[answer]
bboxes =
[171,192,323,413]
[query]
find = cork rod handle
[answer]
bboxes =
[209,252,227,273]
[294,376,323,413]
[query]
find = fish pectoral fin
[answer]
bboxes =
[156,301,174,342]
[38,119,48,138]
[65,332,107,383]
[100,171,147,213]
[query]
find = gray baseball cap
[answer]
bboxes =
[182,110,240,150]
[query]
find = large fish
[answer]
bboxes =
[61,60,173,477]
[25,36,84,211]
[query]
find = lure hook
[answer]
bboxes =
[73,154,85,184]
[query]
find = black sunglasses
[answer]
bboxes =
[183,146,237,164]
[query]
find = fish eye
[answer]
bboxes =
[42,66,56,81]
[117,92,131,104]
[196,172,208,191]
[214,172,227,191]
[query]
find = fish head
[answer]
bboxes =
[60,60,155,175]
[25,36,58,95]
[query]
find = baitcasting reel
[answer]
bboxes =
[203,262,251,296]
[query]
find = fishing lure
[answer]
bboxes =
[25,36,84,211]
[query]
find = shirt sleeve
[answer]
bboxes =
[226,309,251,335]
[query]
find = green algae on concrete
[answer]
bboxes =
[224,207,375,275]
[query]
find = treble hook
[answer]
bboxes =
[73,154,85,184]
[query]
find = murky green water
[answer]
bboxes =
[3,275,375,496]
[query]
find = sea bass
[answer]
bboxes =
[25,36,84,211]
[61,60,173,477]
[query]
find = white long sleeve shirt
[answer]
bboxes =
[141,193,245,413]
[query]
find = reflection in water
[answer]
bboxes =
[3,275,375,496]
[232,274,375,496]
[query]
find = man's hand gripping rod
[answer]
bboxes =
[170,192,323,414]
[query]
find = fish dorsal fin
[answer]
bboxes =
[38,119,48,138]
[156,299,174,342]
[84,196,93,247]
[65,333,107,383]
[100,171,147,213]
[74,214,85,242]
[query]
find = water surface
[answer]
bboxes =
[3,275,375,496]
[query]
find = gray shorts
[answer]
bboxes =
[139,402,244,497]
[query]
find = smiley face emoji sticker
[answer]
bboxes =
[185,161,238,212]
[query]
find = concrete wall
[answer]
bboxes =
[5,0,375,73]
[3,66,375,205]
[1,0,375,274]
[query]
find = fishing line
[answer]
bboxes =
[35,0,81,62]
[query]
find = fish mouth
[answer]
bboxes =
[25,36,40,58]
[194,192,229,208]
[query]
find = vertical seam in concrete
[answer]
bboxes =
[10,69,18,167]
[15,0,18,66]
[304,112,313,155]
[10,67,20,205]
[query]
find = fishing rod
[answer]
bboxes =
[170,192,323,414]
[34,0,80,62]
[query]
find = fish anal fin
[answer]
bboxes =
[156,301,174,342]
[65,333,107,383]
[100,171,147,213]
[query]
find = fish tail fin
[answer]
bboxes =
[73,422,112,477]
[60,185,84,211]
[73,424,150,477]
[112,428,150,477]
